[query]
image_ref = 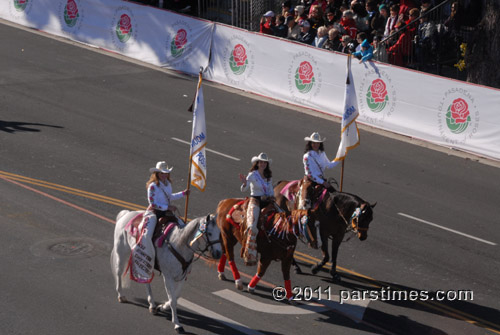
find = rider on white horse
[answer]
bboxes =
[133,161,189,283]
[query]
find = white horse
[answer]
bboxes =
[111,210,222,334]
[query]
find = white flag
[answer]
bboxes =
[335,57,360,161]
[190,75,207,191]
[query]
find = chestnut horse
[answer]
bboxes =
[215,198,314,300]
[275,179,376,282]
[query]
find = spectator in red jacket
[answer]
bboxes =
[340,10,358,39]
[260,11,276,35]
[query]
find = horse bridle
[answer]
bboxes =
[190,219,221,259]
[335,204,369,234]
[168,218,221,281]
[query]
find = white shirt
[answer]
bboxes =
[147,181,184,211]
[303,150,339,184]
[241,170,273,197]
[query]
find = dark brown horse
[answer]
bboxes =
[275,179,376,282]
[215,198,313,300]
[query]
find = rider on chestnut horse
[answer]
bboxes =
[239,152,276,266]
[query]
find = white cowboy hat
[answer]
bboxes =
[149,161,173,174]
[304,132,326,142]
[251,152,272,164]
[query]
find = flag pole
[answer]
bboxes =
[339,55,351,193]
[183,67,203,223]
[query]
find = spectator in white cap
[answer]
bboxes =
[131,161,190,283]
[297,19,317,45]
[239,153,274,265]
[260,10,276,35]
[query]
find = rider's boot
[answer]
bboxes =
[244,199,259,266]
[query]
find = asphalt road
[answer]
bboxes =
[1,20,499,335]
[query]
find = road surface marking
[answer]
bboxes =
[213,289,369,321]
[171,137,240,161]
[398,213,496,246]
[179,298,263,335]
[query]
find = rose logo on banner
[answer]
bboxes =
[295,61,315,94]
[64,0,79,28]
[358,69,396,125]
[13,0,28,12]
[437,88,479,145]
[446,98,471,134]
[366,79,389,113]
[116,14,133,43]
[223,37,254,85]
[229,44,248,75]
[171,29,188,58]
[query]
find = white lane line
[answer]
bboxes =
[398,213,497,246]
[178,298,263,335]
[171,137,240,161]
[213,289,326,315]
[213,289,369,322]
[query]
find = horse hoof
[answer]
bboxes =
[218,272,226,281]
[235,279,243,290]
[149,306,157,315]
[118,296,127,303]
[294,267,302,275]
[311,266,321,275]
[331,272,342,283]
[175,326,185,334]
[247,285,255,294]
[287,298,297,306]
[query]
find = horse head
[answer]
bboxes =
[352,202,376,241]
[190,214,223,259]
[297,177,315,210]
[291,209,319,249]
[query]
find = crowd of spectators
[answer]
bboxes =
[130,0,483,77]
[256,0,482,74]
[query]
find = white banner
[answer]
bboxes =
[1,2,499,160]
[0,0,213,75]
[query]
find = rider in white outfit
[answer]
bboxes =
[239,153,274,266]
[301,132,338,208]
[131,161,189,283]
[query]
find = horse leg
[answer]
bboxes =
[111,234,129,303]
[291,257,302,274]
[282,254,295,302]
[329,234,344,283]
[311,235,330,274]
[145,283,157,314]
[247,257,272,293]
[217,253,227,280]
[226,236,243,290]
[161,274,185,333]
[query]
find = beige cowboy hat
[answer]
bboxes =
[304,132,326,142]
[149,161,173,174]
[251,152,272,164]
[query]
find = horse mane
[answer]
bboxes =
[176,217,201,246]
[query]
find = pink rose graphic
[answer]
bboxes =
[370,79,388,103]
[232,44,248,67]
[18,0,26,4]
[450,98,469,123]
[119,14,132,35]
[175,29,187,49]
[66,0,78,19]
[298,61,314,84]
